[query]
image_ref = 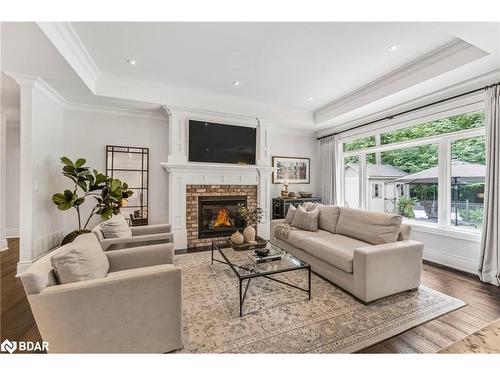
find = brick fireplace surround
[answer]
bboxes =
[186,185,257,248]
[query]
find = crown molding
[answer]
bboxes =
[314,38,489,125]
[8,73,67,108]
[316,68,500,138]
[7,72,167,120]
[66,102,167,121]
[97,74,314,129]
[37,22,101,93]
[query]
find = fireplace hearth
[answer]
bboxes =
[198,196,247,239]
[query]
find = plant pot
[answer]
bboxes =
[61,230,91,246]
[243,226,256,243]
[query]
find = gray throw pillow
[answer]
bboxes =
[100,214,132,239]
[284,205,298,224]
[51,234,109,284]
[291,205,320,232]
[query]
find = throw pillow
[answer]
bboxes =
[51,234,109,284]
[303,202,319,212]
[291,205,320,232]
[284,204,298,224]
[100,214,132,239]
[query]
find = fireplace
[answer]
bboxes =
[198,196,247,239]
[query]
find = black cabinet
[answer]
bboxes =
[272,197,322,219]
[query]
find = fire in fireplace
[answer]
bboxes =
[213,208,232,228]
[198,196,247,238]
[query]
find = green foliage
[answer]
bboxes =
[398,196,418,219]
[380,111,484,144]
[237,203,263,226]
[458,208,484,228]
[344,111,485,172]
[452,136,486,165]
[51,157,134,231]
[343,136,375,152]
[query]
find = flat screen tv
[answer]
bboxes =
[188,120,256,165]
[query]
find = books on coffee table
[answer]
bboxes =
[248,251,282,264]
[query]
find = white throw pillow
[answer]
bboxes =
[100,214,133,239]
[284,205,298,224]
[51,234,109,284]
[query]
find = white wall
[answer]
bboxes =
[268,131,318,199]
[30,87,65,258]
[5,125,20,236]
[411,226,480,274]
[62,109,168,233]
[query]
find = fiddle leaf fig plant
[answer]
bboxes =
[52,157,134,237]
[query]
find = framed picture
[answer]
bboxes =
[272,156,310,184]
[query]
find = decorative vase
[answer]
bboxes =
[61,230,91,246]
[230,230,244,245]
[243,225,256,243]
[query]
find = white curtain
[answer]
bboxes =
[318,134,338,205]
[479,85,500,286]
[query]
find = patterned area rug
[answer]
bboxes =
[176,251,465,353]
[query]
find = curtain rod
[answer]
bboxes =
[316,81,500,141]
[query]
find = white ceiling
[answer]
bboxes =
[0,22,164,113]
[72,22,458,110]
[2,22,500,132]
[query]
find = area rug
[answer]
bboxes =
[176,251,465,353]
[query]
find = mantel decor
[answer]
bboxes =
[272,156,310,184]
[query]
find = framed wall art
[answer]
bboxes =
[272,156,310,184]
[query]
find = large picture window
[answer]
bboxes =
[339,109,485,232]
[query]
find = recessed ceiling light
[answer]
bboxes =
[232,80,240,87]
[307,96,313,101]
[388,44,400,52]
[126,58,137,66]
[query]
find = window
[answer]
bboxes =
[339,109,485,232]
[380,144,439,223]
[380,111,484,145]
[343,135,375,152]
[372,183,381,198]
[344,155,360,209]
[450,136,485,229]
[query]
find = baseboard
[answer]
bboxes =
[423,247,478,275]
[6,228,19,237]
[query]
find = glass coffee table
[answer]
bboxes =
[211,241,311,316]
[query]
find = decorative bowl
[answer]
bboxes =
[298,191,313,198]
[255,247,270,257]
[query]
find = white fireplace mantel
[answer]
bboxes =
[160,106,275,249]
[161,162,274,249]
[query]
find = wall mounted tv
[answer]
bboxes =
[188,120,256,165]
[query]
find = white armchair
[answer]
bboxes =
[93,223,173,251]
[20,233,183,353]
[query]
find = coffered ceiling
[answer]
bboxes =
[2,22,500,132]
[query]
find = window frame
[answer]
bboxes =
[336,95,485,236]
[372,183,381,199]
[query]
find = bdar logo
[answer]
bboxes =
[1,339,17,354]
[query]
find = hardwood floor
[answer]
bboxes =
[2,239,499,353]
[360,263,500,353]
[0,238,41,343]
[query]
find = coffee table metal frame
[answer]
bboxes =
[211,241,311,317]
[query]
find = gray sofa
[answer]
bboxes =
[20,233,183,353]
[271,206,423,303]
